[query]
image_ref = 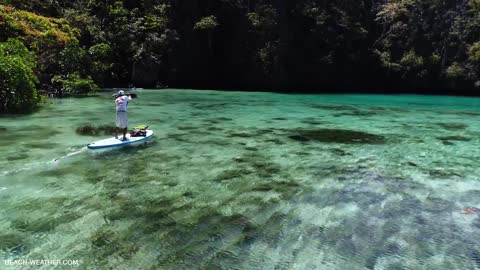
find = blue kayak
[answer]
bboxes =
[87,130,153,150]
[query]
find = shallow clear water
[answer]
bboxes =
[1,89,480,269]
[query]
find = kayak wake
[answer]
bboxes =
[53,147,87,162]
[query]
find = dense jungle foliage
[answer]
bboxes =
[1,0,480,111]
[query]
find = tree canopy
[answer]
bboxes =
[1,0,480,103]
[0,38,38,112]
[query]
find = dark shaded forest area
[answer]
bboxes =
[2,0,480,101]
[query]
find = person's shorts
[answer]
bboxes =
[116,112,128,128]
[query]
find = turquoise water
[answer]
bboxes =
[1,89,480,269]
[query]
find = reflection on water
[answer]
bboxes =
[1,90,480,269]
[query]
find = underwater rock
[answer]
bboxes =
[222,214,252,226]
[190,112,207,117]
[364,254,378,270]
[261,212,288,247]
[84,168,109,184]
[22,142,59,149]
[206,127,223,131]
[288,135,309,142]
[216,169,251,181]
[252,179,301,196]
[428,169,462,178]
[413,240,436,260]
[16,124,49,132]
[203,119,221,124]
[301,118,324,125]
[436,122,468,131]
[37,167,73,177]
[91,225,139,259]
[0,232,25,251]
[423,197,455,213]
[437,135,471,142]
[76,125,98,136]
[458,111,480,116]
[255,129,275,135]
[251,183,275,192]
[468,249,480,268]
[304,226,325,239]
[336,238,358,258]
[406,161,418,167]
[252,162,282,177]
[214,117,233,121]
[76,124,117,136]
[228,132,254,138]
[265,138,284,145]
[91,227,115,247]
[331,148,349,156]
[369,106,389,111]
[182,191,194,198]
[241,222,259,245]
[12,212,80,233]
[383,242,401,256]
[364,242,403,270]
[382,220,401,238]
[310,104,356,111]
[288,129,386,144]
[6,153,29,161]
[334,110,377,117]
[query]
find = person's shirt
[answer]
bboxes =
[115,95,131,112]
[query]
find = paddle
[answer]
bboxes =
[112,93,138,99]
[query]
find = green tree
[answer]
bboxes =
[194,15,219,52]
[446,62,465,79]
[5,0,480,92]
[247,4,278,78]
[52,72,98,95]
[60,41,88,76]
[0,38,38,113]
[88,43,112,86]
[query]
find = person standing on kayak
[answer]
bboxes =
[115,90,132,141]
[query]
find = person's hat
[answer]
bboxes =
[117,90,125,96]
